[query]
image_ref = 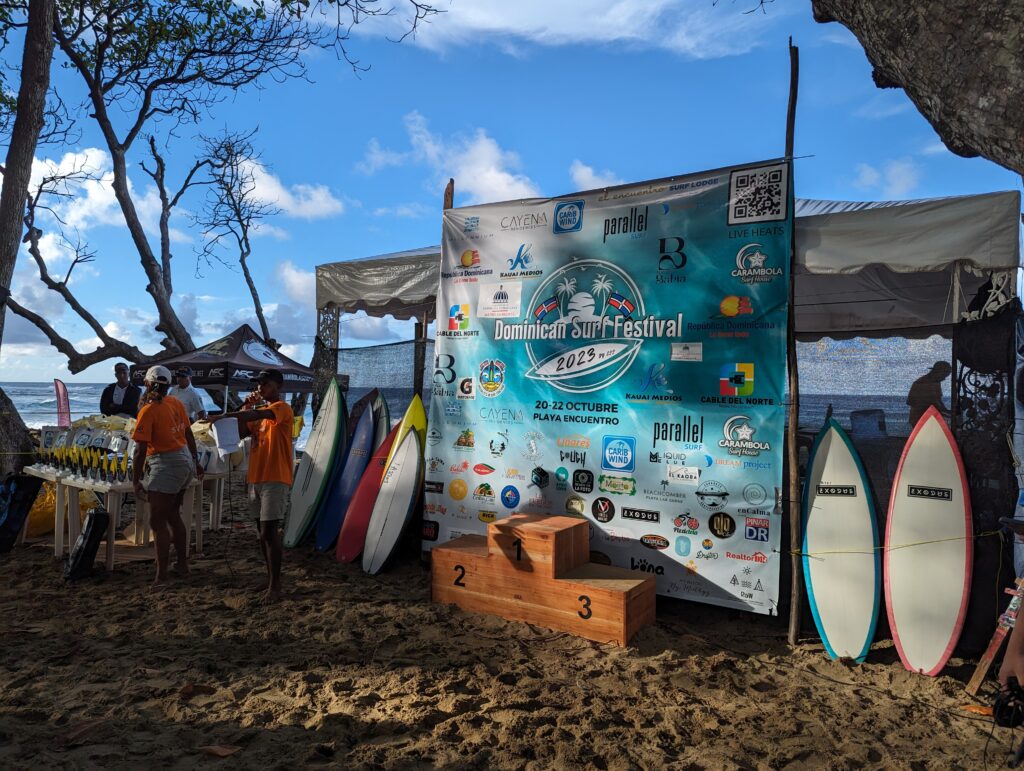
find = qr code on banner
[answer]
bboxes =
[727,163,788,225]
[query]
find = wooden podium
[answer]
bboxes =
[431,514,656,646]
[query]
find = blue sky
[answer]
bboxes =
[2,0,1020,383]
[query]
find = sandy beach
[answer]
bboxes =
[0,499,1006,771]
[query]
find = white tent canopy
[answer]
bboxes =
[316,190,1021,339]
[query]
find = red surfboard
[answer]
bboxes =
[336,424,399,562]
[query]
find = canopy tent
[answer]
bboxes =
[316,190,1022,340]
[129,324,314,394]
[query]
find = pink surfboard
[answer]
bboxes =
[336,425,399,563]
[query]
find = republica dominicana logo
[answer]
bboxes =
[718,415,771,457]
[494,259,684,394]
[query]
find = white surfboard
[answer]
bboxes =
[802,419,880,662]
[362,430,423,575]
[885,406,972,676]
[285,378,346,548]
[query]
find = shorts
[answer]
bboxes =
[249,482,290,522]
[144,447,195,494]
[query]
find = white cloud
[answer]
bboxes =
[247,162,344,220]
[852,158,920,199]
[371,203,429,218]
[356,138,408,175]
[569,160,624,190]
[920,140,948,156]
[854,94,912,120]
[364,0,788,60]
[277,260,315,304]
[342,312,399,342]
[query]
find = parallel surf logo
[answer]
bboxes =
[731,243,783,284]
[494,259,684,394]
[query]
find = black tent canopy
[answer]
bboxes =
[129,324,313,394]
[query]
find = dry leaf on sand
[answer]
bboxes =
[179,683,217,699]
[197,745,242,758]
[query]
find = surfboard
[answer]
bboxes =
[384,394,426,471]
[885,406,972,676]
[314,407,374,552]
[336,425,399,563]
[362,430,424,575]
[371,390,390,451]
[802,419,880,662]
[348,389,378,441]
[285,378,347,548]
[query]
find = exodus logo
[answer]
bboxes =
[745,516,770,542]
[473,483,495,501]
[732,243,783,284]
[719,415,771,457]
[673,515,700,535]
[653,416,703,448]
[708,511,736,539]
[603,205,648,242]
[656,237,687,284]
[572,469,594,494]
[726,551,769,564]
[908,485,952,501]
[641,534,669,550]
[500,243,543,279]
[478,406,524,425]
[553,200,584,234]
[479,359,506,397]
[438,303,479,339]
[602,435,636,472]
[501,211,548,232]
[817,484,856,496]
[598,474,636,496]
[441,249,493,282]
[621,507,659,523]
[630,557,665,575]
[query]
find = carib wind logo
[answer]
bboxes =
[492,258,685,393]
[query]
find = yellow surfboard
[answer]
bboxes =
[384,393,426,471]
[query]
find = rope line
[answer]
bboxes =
[790,529,1002,560]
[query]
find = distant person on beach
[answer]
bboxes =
[207,368,293,604]
[100,362,141,419]
[131,365,203,588]
[906,361,952,427]
[168,366,207,422]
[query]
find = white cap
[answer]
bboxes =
[144,365,173,385]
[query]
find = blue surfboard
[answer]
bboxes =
[315,407,375,552]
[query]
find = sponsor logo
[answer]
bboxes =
[478,406,524,425]
[557,434,591,449]
[441,249,494,282]
[726,551,769,564]
[555,467,569,490]
[696,481,730,512]
[592,497,615,523]
[449,479,468,500]
[622,507,660,523]
[521,431,544,462]
[816,484,856,497]
[457,377,476,400]
[671,341,702,362]
[719,363,754,397]
[745,516,770,542]
[743,484,768,506]
[675,536,691,557]
[908,485,952,501]
[478,282,522,319]
[426,457,444,474]
[673,515,700,535]
[641,534,670,550]
[598,474,636,496]
[500,485,520,509]
[501,211,548,232]
[667,466,700,485]
[529,467,549,488]
[602,435,636,472]
[630,557,665,575]
[443,401,462,418]
[425,480,443,494]
[463,216,480,233]
[732,243,783,284]
[505,467,527,481]
[653,416,704,449]
[426,427,442,446]
[422,520,439,541]
[719,415,771,457]
[565,495,586,516]
[708,512,737,539]
[479,510,497,523]
[489,430,510,457]
[656,237,687,283]
[603,205,648,243]
[208,367,225,378]
[474,463,495,475]
[478,359,506,398]
[473,483,495,501]
[433,353,456,385]
[500,243,543,279]
[626,362,681,404]
[526,495,551,510]
[449,461,470,474]
[715,295,753,318]
[560,449,587,465]
[696,549,719,560]
[649,450,691,466]
[453,429,475,451]
[439,303,479,339]
[553,200,584,233]
[702,538,714,550]
[572,469,594,494]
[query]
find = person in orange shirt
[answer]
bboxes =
[209,368,293,604]
[132,365,203,587]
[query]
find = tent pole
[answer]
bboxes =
[414,178,454,400]
[784,39,802,646]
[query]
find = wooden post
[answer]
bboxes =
[413,315,425,401]
[785,39,802,646]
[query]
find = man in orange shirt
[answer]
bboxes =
[209,368,293,603]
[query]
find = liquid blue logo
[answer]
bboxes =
[553,200,584,234]
[602,435,636,473]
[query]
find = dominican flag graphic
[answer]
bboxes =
[607,292,635,317]
[533,296,559,321]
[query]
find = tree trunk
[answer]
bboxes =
[0,0,56,348]
[812,1,1024,175]
[0,388,35,475]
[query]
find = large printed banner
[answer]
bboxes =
[425,160,792,614]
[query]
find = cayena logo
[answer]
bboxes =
[732,243,783,284]
[501,211,548,232]
[500,243,543,278]
[553,200,584,233]
[441,249,493,282]
[494,259,684,394]
[719,415,771,457]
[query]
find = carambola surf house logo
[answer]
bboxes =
[718,415,771,457]
[732,243,783,284]
[493,258,684,394]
